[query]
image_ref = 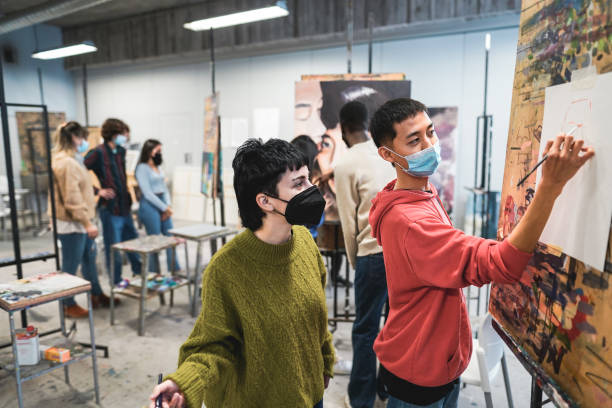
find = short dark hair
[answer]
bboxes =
[138,139,161,164]
[232,138,308,231]
[369,98,427,147]
[339,101,368,133]
[101,118,128,142]
[291,135,318,172]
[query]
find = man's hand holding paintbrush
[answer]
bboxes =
[508,131,595,253]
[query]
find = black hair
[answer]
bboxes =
[369,98,428,147]
[138,139,161,164]
[291,135,318,171]
[339,100,368,133]
[232,138,308,231]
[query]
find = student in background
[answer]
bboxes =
[51,121,115,318]
[335,101,394,408]
[291,135,325,238]
[149,139,334,408]
[135,139,180,272]
[84,118,141,286]
[368,98,595,408]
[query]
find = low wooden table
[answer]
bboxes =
[169,224,240,316]
[110,235,187,336]
[0,272,100,408]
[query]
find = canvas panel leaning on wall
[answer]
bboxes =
[490,1,612,407]
[428,107,457,218]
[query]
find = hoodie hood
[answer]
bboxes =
[369,179,437,245]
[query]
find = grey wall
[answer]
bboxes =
[73,26,519,229]
[0,24,77,182]
[61,0,520,69]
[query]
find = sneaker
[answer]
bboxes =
[115,279,130,290]
[63,304,89,318]
[334,359,353,375]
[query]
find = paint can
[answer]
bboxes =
[15,325,40,366]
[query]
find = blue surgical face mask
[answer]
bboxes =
[385,142,441,177]
[77,139,89,154]
[114,134,127,147]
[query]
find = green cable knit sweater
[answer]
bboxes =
[166,226,335,408]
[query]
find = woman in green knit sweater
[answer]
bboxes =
[149,139,335,408]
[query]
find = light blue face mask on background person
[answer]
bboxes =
[77,139,89,154]
[385,142,442,177]
[114,134,127,147]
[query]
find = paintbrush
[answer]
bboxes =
[155,373,163,408]
[516,126,578,187]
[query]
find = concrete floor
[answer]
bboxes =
[0,222,534,408]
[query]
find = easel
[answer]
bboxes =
[0,57,108,357]
[205,28,227,237]
[492,319,577,408]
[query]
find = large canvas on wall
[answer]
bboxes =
[490,2,612,407]
[294,76,410,221]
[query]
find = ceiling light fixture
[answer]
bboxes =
[32,41,97,60]
[184,1,288,31]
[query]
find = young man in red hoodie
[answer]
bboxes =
[367,98,595,408]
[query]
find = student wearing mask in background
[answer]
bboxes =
[368,98,595,408]
[51,121,115,318]
[335,101,394,408]
[135,139,180,273]
[149,139,334,408]
[291,135,325,238]
[85,118,141,286]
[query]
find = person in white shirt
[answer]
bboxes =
[335,101,396,408]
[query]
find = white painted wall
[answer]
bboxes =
[0,24,77,182]
[73,27,519,228]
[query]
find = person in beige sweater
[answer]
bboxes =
[334,101,395,408]
[51,121,115,318]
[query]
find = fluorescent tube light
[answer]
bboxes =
[485,33,491,51]
[32,42,97,60]
[184,1,288,31]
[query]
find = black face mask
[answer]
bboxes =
[152,153,163,166]
[267,185,325,226]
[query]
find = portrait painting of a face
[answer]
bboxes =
[294,79,412,220]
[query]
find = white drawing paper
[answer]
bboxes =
[536,71,612,271]
[253,108,279,142]
[221,118,249,148]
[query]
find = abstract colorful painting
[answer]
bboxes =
[201,93,220,198]
[490,1,612,407]
[428,107,457,217]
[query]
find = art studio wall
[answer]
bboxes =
[0,24,77,184]
[70,26,519,228]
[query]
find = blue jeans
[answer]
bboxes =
[58,233,102,306]
[314,400,323,408]
[138,198,180,272]
[348,253,388,408]
[99,206,142,284]
[387,382,459,408]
